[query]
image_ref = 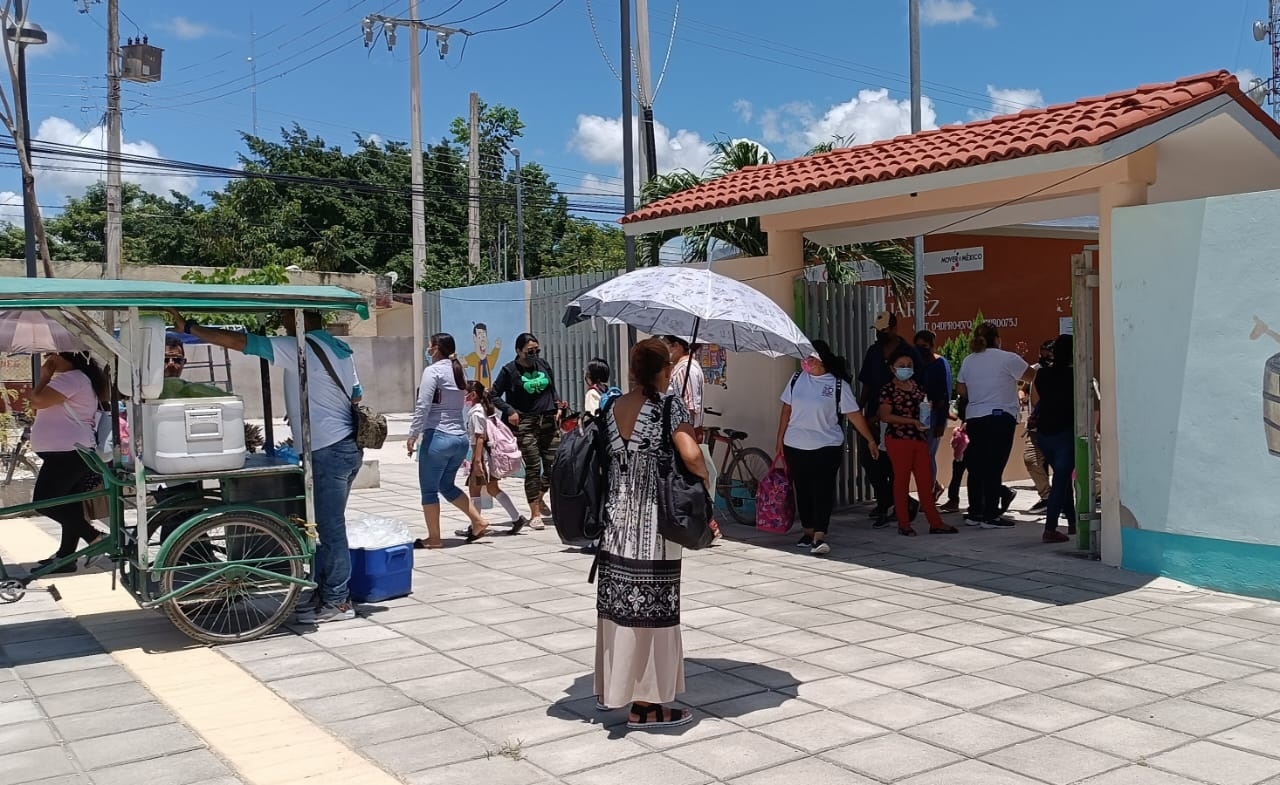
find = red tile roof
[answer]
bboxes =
[623,71,1271,226]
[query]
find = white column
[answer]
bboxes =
[1097,180,1149,567]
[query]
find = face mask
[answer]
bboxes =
[894,367,914,381]
[801,358,817,375]
[916,345,930,356]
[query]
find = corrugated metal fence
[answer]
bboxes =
[799,280,886,507]
[530,272,624,413]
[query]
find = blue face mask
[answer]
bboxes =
[894,367,914,381]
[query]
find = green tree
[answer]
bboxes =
[938,311,984,394]
[45,182,209,265]
[0,223,25,258]
[639,138,917,301]
[181,264,291,330]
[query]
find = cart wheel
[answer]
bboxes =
[0,579,25,603]
[158,511,305,644]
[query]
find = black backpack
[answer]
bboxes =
[550,396,615,549]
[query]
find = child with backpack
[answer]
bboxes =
[463,382,529,535]
[583,357,620,415]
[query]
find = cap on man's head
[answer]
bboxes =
[873,311,896,331]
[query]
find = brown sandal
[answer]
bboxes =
[413,538,443,550]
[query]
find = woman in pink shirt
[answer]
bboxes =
[31,352,109,572]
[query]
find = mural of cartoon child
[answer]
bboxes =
[464,322,503,388]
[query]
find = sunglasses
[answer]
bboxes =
[165,356,187,366]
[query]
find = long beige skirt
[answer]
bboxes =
[594,620,685,708]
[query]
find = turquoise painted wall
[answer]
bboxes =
[1122,529,1280,601]
[1112,192,1280,596]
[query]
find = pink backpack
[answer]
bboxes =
[755,454,796,534]
[484,413,524,479]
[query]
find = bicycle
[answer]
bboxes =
[2,416,38,487]
[702,408,771,525]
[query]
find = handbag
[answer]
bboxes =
[755,453,795,534]
[305,338,388,450]
[655,395,714,550]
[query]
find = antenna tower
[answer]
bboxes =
[248,14,258,135]
[1252,0,1280,118]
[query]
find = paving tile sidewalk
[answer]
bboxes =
[0,585,247,785]
[219,457,1280,785]
[9,445,1280,785]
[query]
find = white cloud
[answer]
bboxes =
[758,90,939,154]
[969,85,1045,120]
[0,191,22,225]
[159,17,224,40]
[733,99,753,123]
[569,114,717,190]
[32,116,198,200]
[1235,68,1260,90]
[921,0,996,27]
[23,29,70,59]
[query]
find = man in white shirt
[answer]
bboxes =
[168,309,364,625]
[664,336,705,435]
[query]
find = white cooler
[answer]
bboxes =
[142,397,247,474]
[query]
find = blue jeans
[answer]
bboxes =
[1037,430,1076,532]
[418,429,469,505]
[311,437,364,606]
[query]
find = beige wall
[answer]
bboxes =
[227,335,416,420]
[698,254,802,457]
[0,260,382,337]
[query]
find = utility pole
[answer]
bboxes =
[363,9,468,384]
[634,0,658,184]
[909,0,926,332]
[12,0,44,384]
[512,147,525,280]
[467,92,481,279]
[620,0,637,344]
[248,13,258,136]
[105,0,122,298]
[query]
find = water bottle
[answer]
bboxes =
[918,400,932,428]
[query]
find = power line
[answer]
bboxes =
[469,0,567,34]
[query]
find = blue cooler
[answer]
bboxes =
[347,544,413,602]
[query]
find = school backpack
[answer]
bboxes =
[483,412,523,479]
[598,385,623,412]
[550,396,615,548]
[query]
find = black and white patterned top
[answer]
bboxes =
[595,395,689,629]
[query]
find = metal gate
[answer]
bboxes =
[531,272,624,412]
[797,280,886,507]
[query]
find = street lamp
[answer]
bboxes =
[5,0,48,384]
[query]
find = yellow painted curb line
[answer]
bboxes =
[1,518,402,785]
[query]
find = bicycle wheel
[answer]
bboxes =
[158,510,305,645]
[718,447,772,525]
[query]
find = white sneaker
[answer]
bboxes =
[810,542,831,556]
[529,517,546,530]
[964,516,984,527]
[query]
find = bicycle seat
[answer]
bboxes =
[724,429,748,441]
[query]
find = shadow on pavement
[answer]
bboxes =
[548,657,798,739]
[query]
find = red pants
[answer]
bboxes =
[886,437,945,530]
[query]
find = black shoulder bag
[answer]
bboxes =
[306,338,388,450]
[656,395,714,550]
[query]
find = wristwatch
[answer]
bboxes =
[183,318,197,334]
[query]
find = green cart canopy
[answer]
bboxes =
[0,278,370,319]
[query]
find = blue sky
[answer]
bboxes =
[8,0,1270,221]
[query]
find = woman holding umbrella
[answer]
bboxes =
[492,333,564,531]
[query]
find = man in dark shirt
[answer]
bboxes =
[857,312,924,524]
[914,330,951,499]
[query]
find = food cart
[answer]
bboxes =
[0,278,369,644]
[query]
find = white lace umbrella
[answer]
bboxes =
[0,310,87,353]
[563,266,813,358]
